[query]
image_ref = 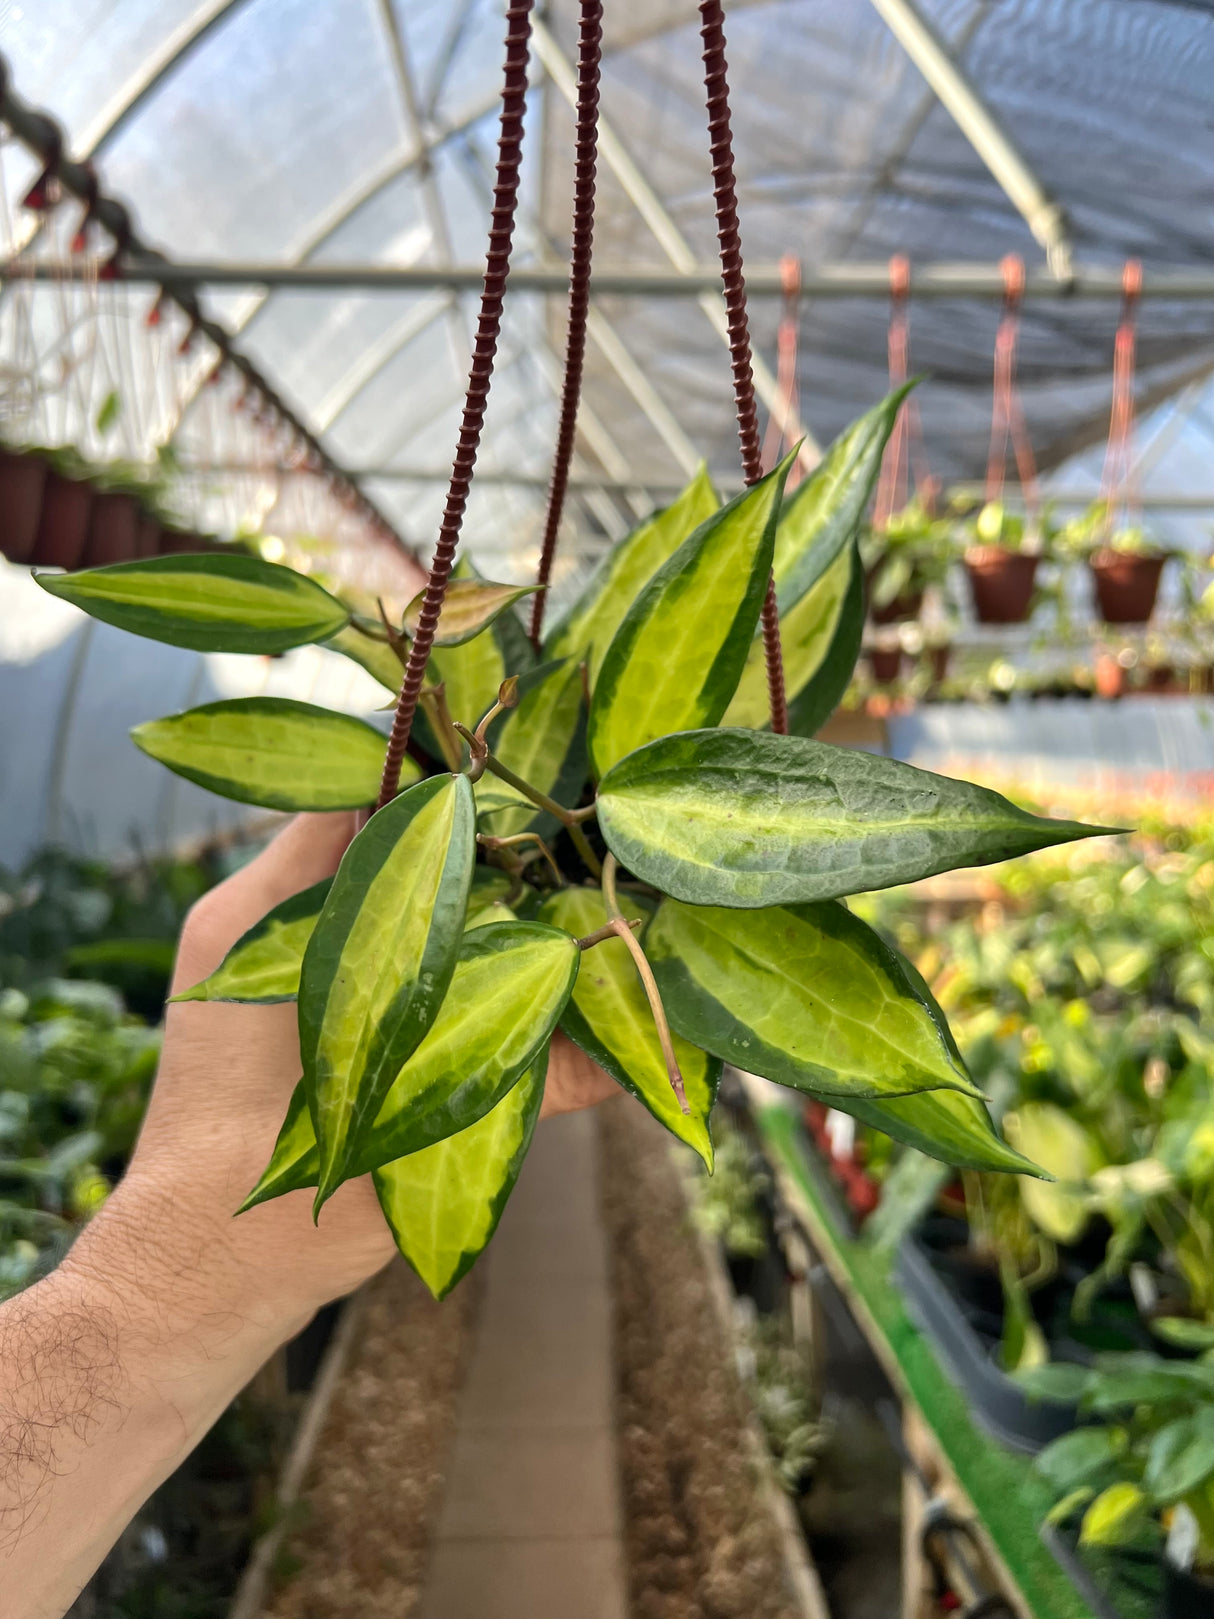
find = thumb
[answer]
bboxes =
[172,812,357,992]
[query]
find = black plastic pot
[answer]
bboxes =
[1164,1558,1214,1619]
[895,1237,1080,1453]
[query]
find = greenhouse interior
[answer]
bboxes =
[1,2,1213,1617]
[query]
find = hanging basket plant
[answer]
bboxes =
[32,0,1117,1300]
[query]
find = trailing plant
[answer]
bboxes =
[1025,1352,1214,1581]
[28,0,1115,1302]
[33,407,1113,1297]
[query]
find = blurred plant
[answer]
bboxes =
[689,1122,770,1259]
[1025,1352,1214,1580]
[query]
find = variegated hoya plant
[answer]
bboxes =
[38,391,1114,1298]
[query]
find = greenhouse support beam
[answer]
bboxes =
[530,16,822,466]
[10,258,1214,299]
[0,54,411,559]
[179,463,1214,509]
[867,0,1074,279]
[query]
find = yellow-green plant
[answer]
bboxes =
[36,396,1116,1298]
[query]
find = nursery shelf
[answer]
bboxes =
[743,1086,1151,1619]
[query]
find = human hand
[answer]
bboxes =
[71,811,617,1334]
[1,813,617,1617]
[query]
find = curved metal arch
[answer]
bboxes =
[81,0,258,158]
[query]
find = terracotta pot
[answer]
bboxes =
[964,546,1040,624]
[136,512,163,557]
[868,646,904,684]
[1089,549,1164,625]
[82,491,141,566]
[33,473,94,570]
[866,561,924,624]
[0,450,48,564]
[1145,663,1176,694]
[1094,654,1125,700]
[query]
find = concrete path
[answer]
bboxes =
[418,1110,627,1619]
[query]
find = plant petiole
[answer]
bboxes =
[480,753,603,879]
[478,830,565,888]
[602,853,689,1115]
[577,917,641,952]
[418,684,463,772]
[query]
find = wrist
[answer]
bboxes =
[58,1178,310,1431]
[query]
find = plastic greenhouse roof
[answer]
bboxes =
[2,0,1214,585]
[2,0,1214,869]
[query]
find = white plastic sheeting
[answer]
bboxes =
[1,0,1213,864]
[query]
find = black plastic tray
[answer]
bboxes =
[894,1235,1080,1454]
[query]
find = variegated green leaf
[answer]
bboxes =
[646,898,980,1103]
[587,454,792,777]
[131,698,410,810]
[539,888,720,1168]
[724,540,855,729]
[486,659,587,837]
[326,623,404,695]
[465,899,517,930]
[375,1045,547,1300]
[241,918,575,1211]
[470,866,516,908]
[36,553,349,653]
[838,1089,1047,1176]
[405,577,541,647]
[544,464,718,685]
[597,730,1114,908]
[786,543,864,738]
[172,879,331,1003]
[300,773,476,1206]
[771,387,908,609]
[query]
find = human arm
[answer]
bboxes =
[0,812,615,1618]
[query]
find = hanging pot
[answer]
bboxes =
[964,546,1039,625]
[0,450,48,564]
[135,511,163,558]
[866,562,924,625]
[868,646,904,684]
[1089,549,1164,625]
[82,491,141,566]
[1163,1557,1214,1619]
[1144,663,1176,694]
[33,472,94,570]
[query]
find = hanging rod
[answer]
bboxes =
[6,258,1214,300]
[0,53,411,558]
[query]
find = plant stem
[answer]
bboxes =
[478,831,565,888]
[418,684,462,772]
[577,918,640,952]
[602,854,689,1114]
[482,754,602,878]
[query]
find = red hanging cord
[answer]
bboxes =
[378,0,534,809]
[528,0,602,652]
[699,0,787,734]
[761,253,802,484]
[873,256,937,530]
[984,254,1038,513]
[1098,259,1143,535]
